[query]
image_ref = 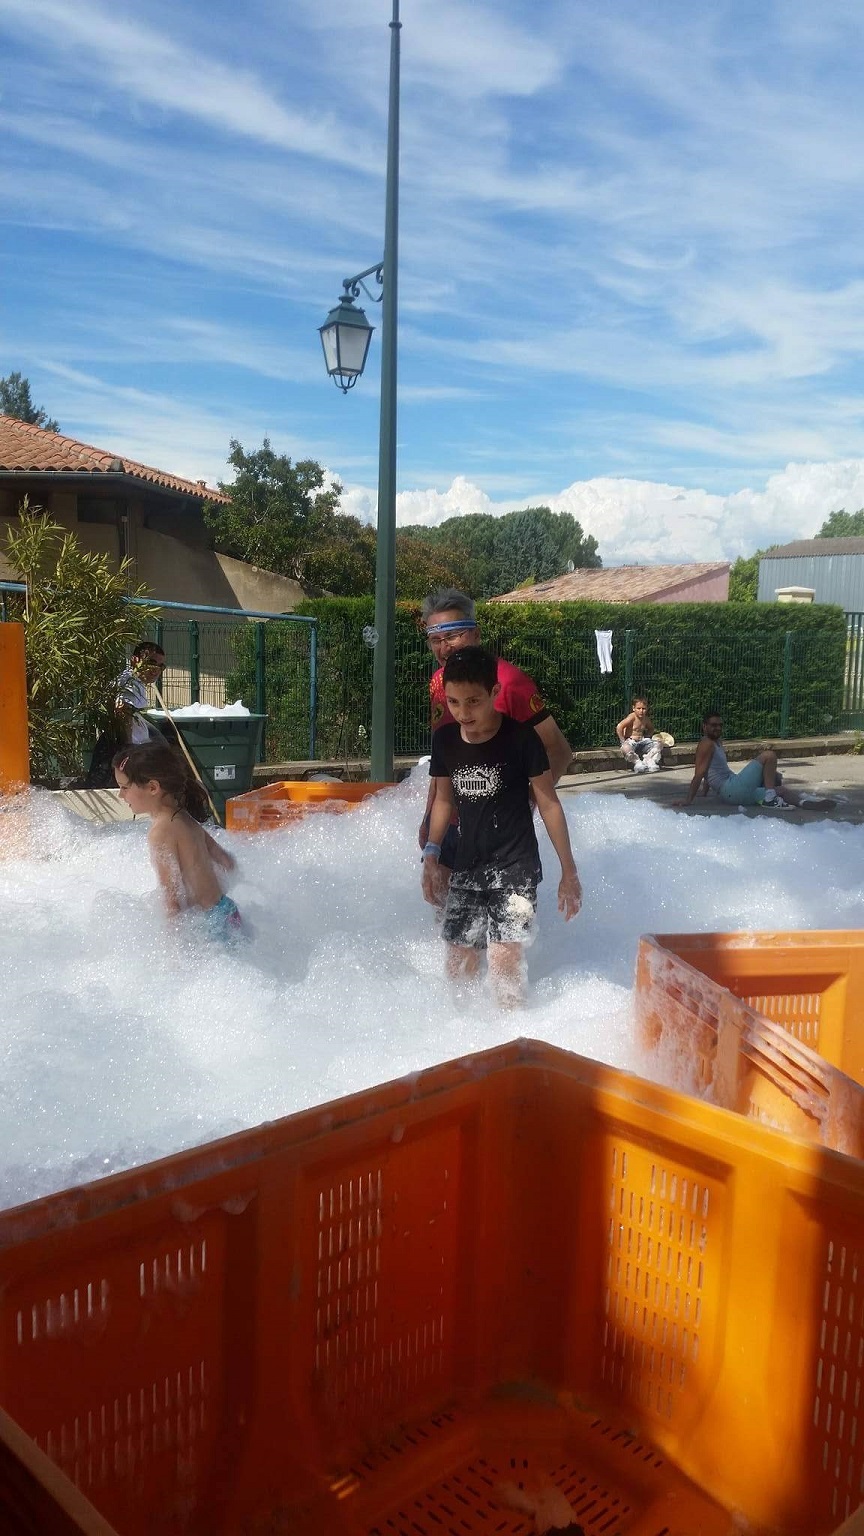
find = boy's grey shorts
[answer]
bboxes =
[442,872,538,949]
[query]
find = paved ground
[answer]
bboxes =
[55,745,864,828]
[557,751,864,823]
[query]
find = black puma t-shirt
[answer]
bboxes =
[429,713,549,880]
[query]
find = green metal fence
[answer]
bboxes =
[0,585,318,766]
[144,614,317,762]
[262,615,844,760]
[0,583,850,764]
[842,612,864,730]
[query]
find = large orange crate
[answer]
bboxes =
[225,779,390,832]
[636,931,864,1157]
[2,1040,864,1536]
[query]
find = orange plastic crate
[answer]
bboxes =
[636,931,864,1157]
[225,779,390,832]
[1,1040,864,1535]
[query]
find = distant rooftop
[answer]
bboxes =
[491,562,729,604]
[0,415,229,503]
[761,538,864,558]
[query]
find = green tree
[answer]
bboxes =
[400,506,601,596]
[4,501,156,783]
[300,523,475,599]
[394,532,474,599]
[816,508,864,538]
[728,552,762,601]
[0,371,59,431]
[304,516,376,597]
[728,545,787,601]
[203,438,343,581]
[432,513,500,593]
[492,505,601,594]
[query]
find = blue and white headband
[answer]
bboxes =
[424,619,476,637]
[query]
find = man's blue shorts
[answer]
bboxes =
[718,759,770,806]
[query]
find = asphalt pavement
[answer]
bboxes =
[557,750,864,823]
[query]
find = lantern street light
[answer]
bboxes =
[318,265,380,393]
[318,0,400,783]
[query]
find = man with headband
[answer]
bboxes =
[418,587,573,865]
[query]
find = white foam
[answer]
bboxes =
[148,699,250,718]
[2,772,863,1209]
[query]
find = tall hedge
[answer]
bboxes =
[227,598,847,760]
[475,599,846,747]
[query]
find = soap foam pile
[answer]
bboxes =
[2,771,863,1209]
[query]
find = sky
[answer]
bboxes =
[4,0,864,563]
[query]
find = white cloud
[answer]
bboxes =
[342,462,864,565]
[342,475,497,528]
[7,0,864,522]
[35,366,311,487]
[0,0,367,163]
[292,0,561,101]
[22,356,864,565]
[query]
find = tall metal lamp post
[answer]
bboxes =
[319,0,401,783]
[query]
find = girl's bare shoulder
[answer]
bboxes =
[149,812,199,850]
[172,810,208,847]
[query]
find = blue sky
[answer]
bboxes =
[4,0,864,562]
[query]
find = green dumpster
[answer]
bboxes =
[147,711,266,824]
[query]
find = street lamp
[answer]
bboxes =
[318,0,401,783]
[318,269,379,393]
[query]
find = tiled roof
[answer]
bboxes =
[761,538,864,558]
[491,562,730,603]
[0,416,229,502]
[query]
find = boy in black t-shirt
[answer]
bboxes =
[422,647,582,1006]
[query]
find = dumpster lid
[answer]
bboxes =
[146,706,267,720]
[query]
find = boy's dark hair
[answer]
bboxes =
[702,709,722,725]
[112,741,210,822]
[131,640,165,661]
[632,695,649,706]
[442,645,498,693]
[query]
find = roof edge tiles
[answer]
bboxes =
[0,415,229,503]
[491,561,729,604]
[761,538,864,559]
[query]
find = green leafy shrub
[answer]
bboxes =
[225,596,847,759]
[3,502,157,783]
[477,600,845,746]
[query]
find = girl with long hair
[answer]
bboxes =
[113,741,243,943]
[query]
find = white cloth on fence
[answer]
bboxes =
[594,630,613,674]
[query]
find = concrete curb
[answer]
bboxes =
[251,734,861,786]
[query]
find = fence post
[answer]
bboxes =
[189,621,200,704]
[624,629,634,708]
[255,622,266,763]
[309,621,318,760]
[780,631,793,738]
[155,618,163,652]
